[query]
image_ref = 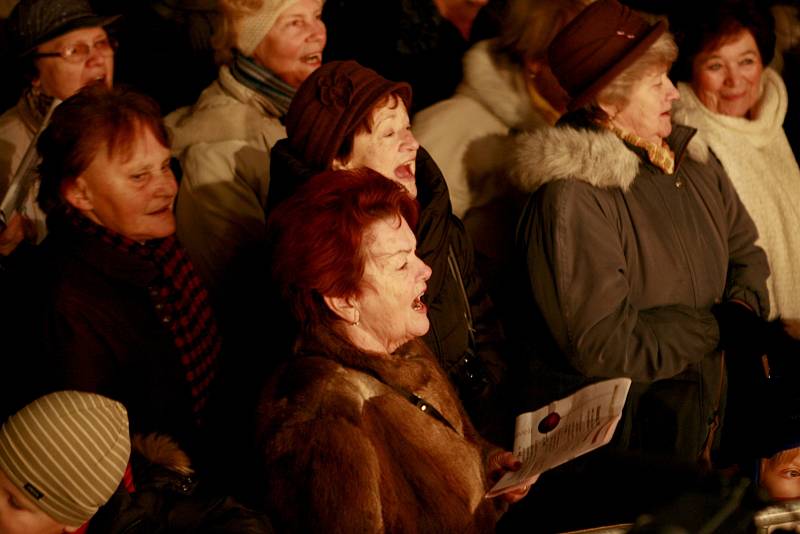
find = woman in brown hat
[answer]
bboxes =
[0,0,117,257]
[513,0,771,463]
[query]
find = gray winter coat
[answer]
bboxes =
[514,118,769,460]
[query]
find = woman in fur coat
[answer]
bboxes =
[268,60,510,443]
[258,169,527,532]
[513,0,770,463]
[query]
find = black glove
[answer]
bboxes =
[711,301,768,358]
[712,301,800,381]
[761,317,800,382]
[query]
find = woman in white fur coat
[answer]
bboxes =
[670,2,800,321]
[412,0,585,309]
[413,0,585,220]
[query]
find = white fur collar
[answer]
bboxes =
[512,125,641,192]
[456,39,546,130]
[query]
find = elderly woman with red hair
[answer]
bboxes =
[258,168,526,532]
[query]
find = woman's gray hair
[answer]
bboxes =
[495,0,588,65]
[591,31,678,114]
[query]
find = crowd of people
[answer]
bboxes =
[1,0,800,532]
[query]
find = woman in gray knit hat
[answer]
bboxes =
[0,0,117,258]
[166,0,327,303]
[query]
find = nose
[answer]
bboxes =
[723,67,740,88]
[402,129,420,152]
[156,164,179,198]
[666,78,679,101]
[418,258,432,282]
[309,18,326,43]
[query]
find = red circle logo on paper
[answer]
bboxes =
[538,412,561,433]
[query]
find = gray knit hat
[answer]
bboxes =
[0,391,131,528]
[7,0,120,57]
[222,0,299,56]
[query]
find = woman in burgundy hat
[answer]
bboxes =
[267,60,511,443]
[512,0,773,464]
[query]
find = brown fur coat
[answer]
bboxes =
[256,325,501,533]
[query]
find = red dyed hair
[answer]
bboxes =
[37,84,168,214]
[268,168,419,331]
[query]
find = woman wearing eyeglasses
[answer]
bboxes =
[0,0,117,257]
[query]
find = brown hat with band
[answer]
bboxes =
[286,60,412,172]
[548,0,666,111]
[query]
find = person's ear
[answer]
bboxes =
[323,295,359,325]
[62,177,94,211]
[598,100,619,120]
[331,158,348,171]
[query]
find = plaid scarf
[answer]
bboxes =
[229,51,296,118]
[68,212,221,426]
[603,122,676,175]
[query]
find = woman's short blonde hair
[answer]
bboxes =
[593,31,678,113]
[495,0,588,66]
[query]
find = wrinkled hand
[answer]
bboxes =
[0,213,32,256]
[487,450,534,503]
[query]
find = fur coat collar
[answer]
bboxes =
[511,118,697,193]
[457,39,546,131]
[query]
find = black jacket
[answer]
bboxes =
[88,434,274,534]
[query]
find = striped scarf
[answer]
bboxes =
[67,211,222,426]
[229,51,296,117]
[603,121,676,175]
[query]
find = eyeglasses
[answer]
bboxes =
[34,37,117,64]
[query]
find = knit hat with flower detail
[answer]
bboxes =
[0,391,131,528]
[285,60,412,172]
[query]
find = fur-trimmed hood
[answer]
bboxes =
[457,39,545,130]
[512,121,698,193]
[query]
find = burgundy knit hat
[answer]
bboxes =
[285,60,412,172]
[548,0,666,111]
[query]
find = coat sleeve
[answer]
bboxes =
[263,416,384,533]
[525,181,719,383]
[708,151,770,316]
[175,141,269,296]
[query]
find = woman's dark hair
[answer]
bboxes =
[268,168,419,332]
[669,1,775,83]
[37,84,168,214]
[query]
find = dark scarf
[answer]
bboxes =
[229,51,295,117]
[67,211,222,426]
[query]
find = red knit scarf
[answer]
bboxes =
[68,211,221,426]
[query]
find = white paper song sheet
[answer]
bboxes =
[486,377,632,498]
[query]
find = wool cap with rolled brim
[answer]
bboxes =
[0,391,131,528]
[228,0,299,56]
[548,0,666,111]
[6,0,120,57]
[286,60,412,172]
